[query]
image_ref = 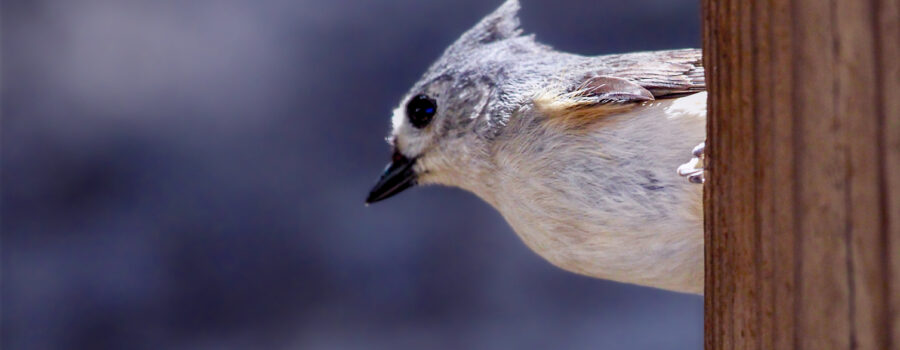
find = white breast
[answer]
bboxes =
[486,92,707,294]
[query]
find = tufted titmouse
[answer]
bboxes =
[366,0,707,294]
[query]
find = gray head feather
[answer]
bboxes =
[388,0,584,176]
[447,0,523,54]
[402,0,569,140]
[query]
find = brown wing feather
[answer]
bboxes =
[534,49,705,130]
[597,48,706,98]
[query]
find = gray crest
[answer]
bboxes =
[446,0,523,55]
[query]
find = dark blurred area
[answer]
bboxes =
[1,0,702,349]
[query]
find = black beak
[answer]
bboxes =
[366,152,418,204]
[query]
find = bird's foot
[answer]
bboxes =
[677,142,705,184]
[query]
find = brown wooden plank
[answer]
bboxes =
[877,0,900,346]
[702,0,719,346]
[768,0,797,348]
[702,0,898,348]
[793,0,852,347]
[732,0,759,347]
[751,0,775,348]
[835,0,888,348]
[701,0,718,347]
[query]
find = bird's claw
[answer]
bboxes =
[677,142,705,184]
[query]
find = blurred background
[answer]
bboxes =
[1,0,702,349]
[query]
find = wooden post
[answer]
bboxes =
[702,0,899,348]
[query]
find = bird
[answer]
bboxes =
[366,0,707,294]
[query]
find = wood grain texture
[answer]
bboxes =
[702,0,899,348]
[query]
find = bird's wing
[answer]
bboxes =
[533,49,705,129]
[597,48,706,98]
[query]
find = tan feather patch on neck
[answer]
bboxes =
[533,89,640,130]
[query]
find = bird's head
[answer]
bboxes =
[366,0,551,204]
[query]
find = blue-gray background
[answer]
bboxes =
[1,0,702,349]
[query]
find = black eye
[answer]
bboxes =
[406,94,437,128]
